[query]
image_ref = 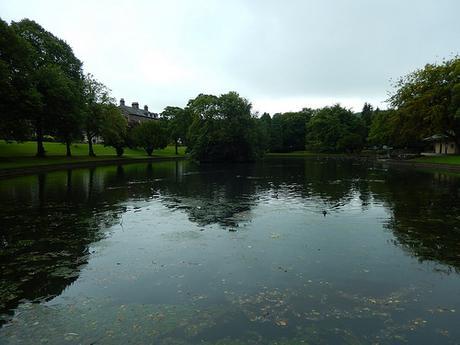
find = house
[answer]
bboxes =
[423,134,458,155]
[119,98,158,124]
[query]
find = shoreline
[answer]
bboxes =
[379,158,460,172]
[266,152,460,172]
[2,154,460,179]
[0,156,186,179]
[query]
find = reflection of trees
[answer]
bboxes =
[2,158,460,326]
[369,169,460,272]
[159,164,260,227]
[0,167,128,324]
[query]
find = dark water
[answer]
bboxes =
[1,158,460,344]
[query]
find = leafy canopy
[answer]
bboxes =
[187,92,263,162]
[306,104,366,153]
[132,121,168,156]
[388,57,460,145]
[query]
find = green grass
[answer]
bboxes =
[0,141,185,170]
[413,155,460,165]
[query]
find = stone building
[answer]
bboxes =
[119,98,158,124]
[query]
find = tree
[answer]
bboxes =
[132,121,168,156]
[161,106,192,154]
[361,102,374,129]
[389,57,460,149]
[82,74,113,156]
[265,109,312,152]
[40,65,82,156]
[11,19,83,156]
[306,104,366,153]
[368,109,397,147]
[257,112,272,153]
[100,105,127,156]
[186,92,263,162]
[0,18,35,141]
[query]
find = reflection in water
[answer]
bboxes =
[0,159,460,344]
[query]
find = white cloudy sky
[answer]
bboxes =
[1,0,459,114]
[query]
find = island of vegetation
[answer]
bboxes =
[1,18,460,172]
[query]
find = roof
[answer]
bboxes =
[423,134,449,142]
[119,105,158,119]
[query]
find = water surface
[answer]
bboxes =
[1,158,460,344]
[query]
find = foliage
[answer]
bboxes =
[388,57,460,147]
[38,65,82,156]
[255,112,272,153]
[0,18,35,141]
[306,105,366,153]
[186,92,263,162]
[100,105,127,156]
[361,102,374,129]
[82,73,113,156]
[268,109,312,152]
[132,121,168,156]
[368,109,397,147]
[161,106,192,154]
[10,18,83,156]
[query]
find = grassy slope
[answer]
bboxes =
[0,142,185,169]
[413,155,460,165]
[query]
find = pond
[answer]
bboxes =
[1,158,460,344]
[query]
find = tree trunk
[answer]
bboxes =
[175,139,178,155]
[36,119,46,157]
[88,135,96,157]
[66,139,72,157]
[116,147,124,157]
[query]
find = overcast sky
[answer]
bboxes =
[1,0,459,114]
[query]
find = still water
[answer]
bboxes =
[1,158,460,344]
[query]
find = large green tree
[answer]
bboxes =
[11,19,83,156]
[361,102,374,130]
[40,65,82,156]
[270,109,312,152]
[82,74,113,156]
[0,18,36,141]
[132,121,168,156]
[187,92,263,162]
[389,57,460,148]
[306,105,366,153]
[100,105,127,157]
[368,109,397,147]
[161,106,192,154]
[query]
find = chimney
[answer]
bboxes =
[132,102,139,109]
[120,98,125,106]
[144,105,149,111]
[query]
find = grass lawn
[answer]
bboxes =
[0,141,185,170]
[413,155,460,165]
